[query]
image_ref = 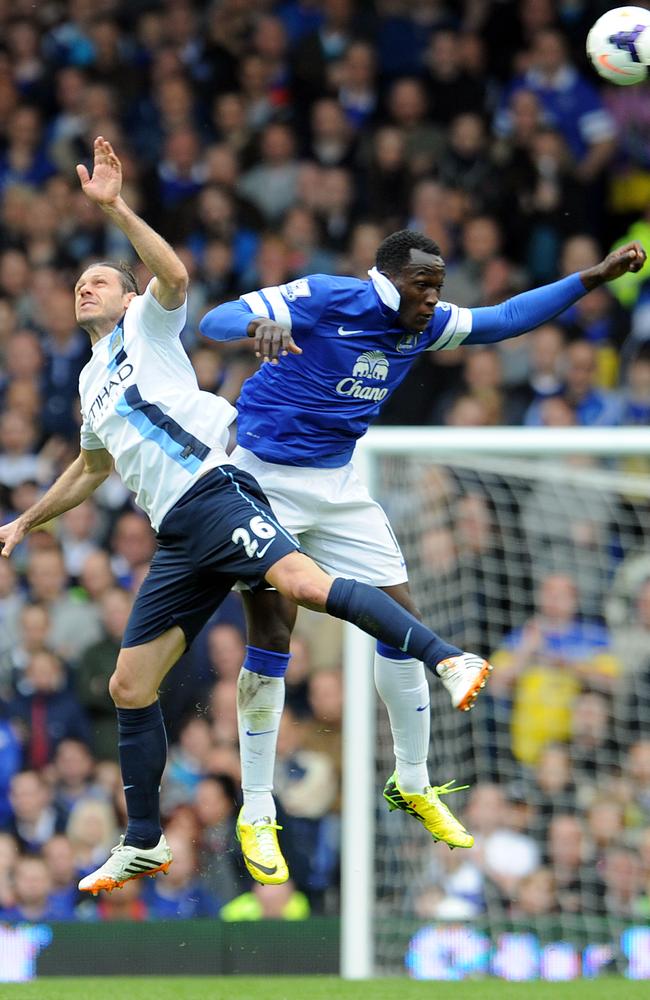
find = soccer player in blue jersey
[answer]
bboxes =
[0,141,508,892]
[200,229,645,878]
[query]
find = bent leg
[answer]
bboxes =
[110,626,186,848]
[265,552,460,666]
[238,590,296,823]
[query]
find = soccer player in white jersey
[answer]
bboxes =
[201,228,645,879]
[0,138,508,893]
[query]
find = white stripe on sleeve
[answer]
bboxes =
[241,291,270,318]
[262,286,292,330]
[427,304,473,351]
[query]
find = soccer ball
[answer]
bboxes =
[586,6,650,85]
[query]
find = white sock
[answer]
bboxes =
[237,667,285,823]
[374,650,431,793]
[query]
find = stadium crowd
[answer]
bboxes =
[0,0,647,929]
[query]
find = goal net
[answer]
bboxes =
[341,427,650,981]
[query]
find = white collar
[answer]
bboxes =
[368,266,400,311]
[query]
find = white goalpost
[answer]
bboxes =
[340,426,650,980]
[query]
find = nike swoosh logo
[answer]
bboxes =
[416,704,430,712]
[597,53,637,76]
[337,326,363,336]
[255,539,274,559]
[243,854,278,876]
[400,627,412,653]
[245,729,276,736]
[123,785,135,791]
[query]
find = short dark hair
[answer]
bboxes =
[86,261,139,295]
[375,229,441,276]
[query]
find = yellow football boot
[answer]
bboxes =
[236,810,289,885]
[383,773,474,848]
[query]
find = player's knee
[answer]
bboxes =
[109,666,153,708]
[288,573,329,611]
[250,621,292,653]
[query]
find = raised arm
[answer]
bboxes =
[0,448,112,558]
[76,137,188,309]
[464,242,646,345]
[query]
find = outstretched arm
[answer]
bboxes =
[77,137,188,309]
[465,242,646,345]
[0,448,112,558]
[200,300,301,363]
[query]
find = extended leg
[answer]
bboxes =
[239,589,296,823]
[374,583,431,794]
[236,589,297,885]
[79,626,186,894]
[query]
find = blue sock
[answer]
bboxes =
[326,578,461,669]
[117,701,167,849]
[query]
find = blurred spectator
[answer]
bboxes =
[602,848,642,919]
[495,28,616,185]
[220,878,309,921]
[206,622,246,683]
[510,867,558,918]
[546,813,603,915]
[66,798,118,881]
[238,123,300,223]
[423,29,487,126]
[0,410,50,489]
[42,833,80,919]
[7,770,66,852]
[491,573,617,763]
[569,692,620,787]
[26,547,102,660]
[50,739,102,821]
[335,41,377,130]
[526,340,622,426]
[0,560,25,687]
[0,105,56,195]
[39,286,91,439]
[0,832,18,908]
[58,500,102,581]
[9,649,91,767]
[626,740,650,827]
[0,854,67,922]
[194,773,241,905]
[385,76,444,178]
[109,512,156,591]
[161,716,212,814]
[92,876,148,922]
[76,586,132,760]
[529,745,579,831]
[142,829,220,919]
[78,549,117,604]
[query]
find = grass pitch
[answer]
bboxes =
[3,977,649,1000]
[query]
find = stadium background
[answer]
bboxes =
[0,0,648,983]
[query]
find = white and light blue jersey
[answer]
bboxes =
[200,268,587,469]
[79,282,236,529]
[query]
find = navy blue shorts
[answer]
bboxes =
[122,466,299,649]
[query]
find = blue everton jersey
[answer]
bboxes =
[233,273,473,467]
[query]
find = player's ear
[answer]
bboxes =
[123,291,137,308]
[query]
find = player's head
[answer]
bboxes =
[74,260,138,335]
[376,229,444,333]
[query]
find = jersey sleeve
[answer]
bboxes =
[464,273,586,344]
[127,280,187,341]
[200,276,331,343]
[239,276,330,334]
[79,417,104,451]
[426,302,474,351]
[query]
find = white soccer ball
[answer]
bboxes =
[586,6,650,85]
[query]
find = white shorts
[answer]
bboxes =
[230,446,407,587]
